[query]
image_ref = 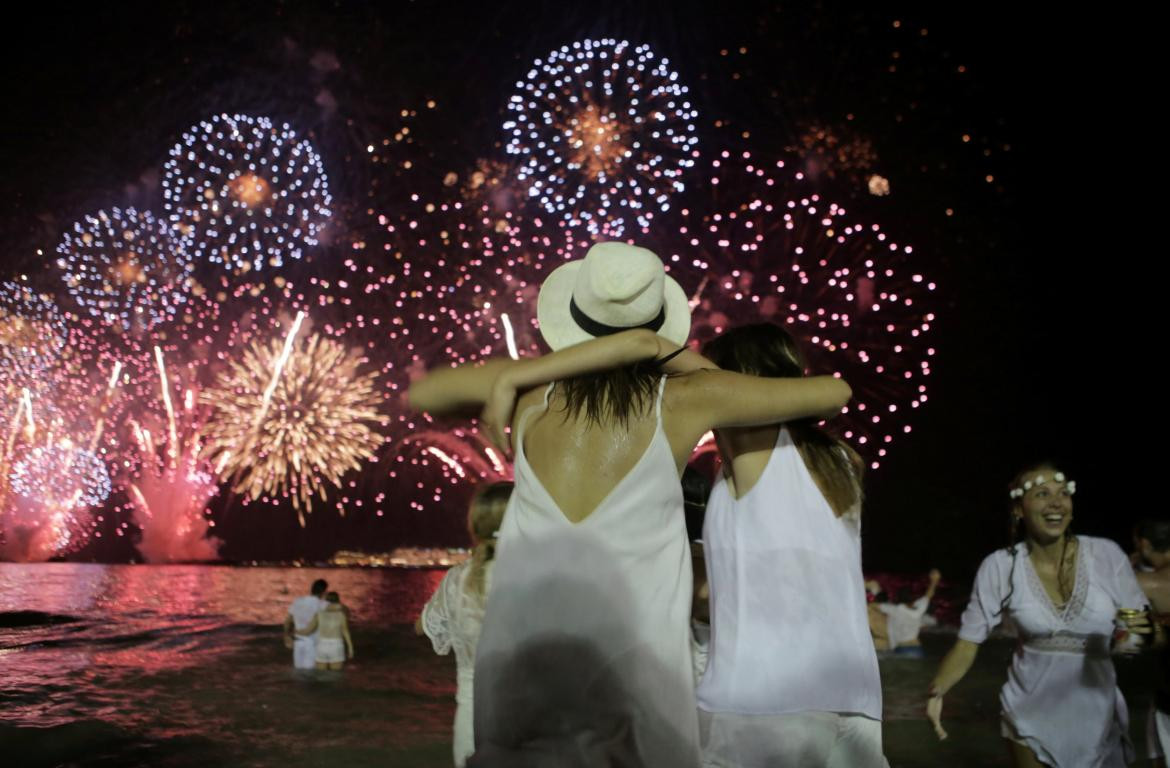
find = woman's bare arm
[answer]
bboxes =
[408,329,677,416]
[676,368,851,430]
[412,329,686,446]
[926,638,980,740]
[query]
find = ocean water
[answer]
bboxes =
[0,564,453,767]
[0,563,1156,767]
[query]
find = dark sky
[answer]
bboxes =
[0,1,1138,573]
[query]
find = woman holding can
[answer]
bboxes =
[926,462,1151,767]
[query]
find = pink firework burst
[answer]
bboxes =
[656,148,937,468]
[122,349,221,563]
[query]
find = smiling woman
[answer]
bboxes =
[925,463,1151,768]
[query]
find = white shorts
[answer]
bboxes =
[316,637,345,664]
[699,709,888,768]
[293,637,316,669]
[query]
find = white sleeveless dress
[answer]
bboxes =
[470,377,701,767]
[697,427,885,767]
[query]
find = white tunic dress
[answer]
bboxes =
[422,560,491,767]
[959,536,1146,768]
[696,428,885,767]
[471,378,700,767]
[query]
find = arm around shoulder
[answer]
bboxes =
[675,368,852,431]
[408,329,677,417]
[407,358,515,416]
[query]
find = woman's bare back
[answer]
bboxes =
[516,386,664,524]
[509,368,852,524]
[316,606,346,639]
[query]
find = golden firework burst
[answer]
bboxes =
[200,330,385,518]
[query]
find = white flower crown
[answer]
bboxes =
[1009,472,1076,500]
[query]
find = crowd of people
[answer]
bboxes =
[285,242,1161,767]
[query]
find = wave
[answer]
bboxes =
[0,610,81,628]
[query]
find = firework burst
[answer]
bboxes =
[1,282,67,390]
[199,318,386,522]
[1,439,112,561]
[121,348,221,563]
[664,148,936,468]
[504,38,699,236]
[55,207,194,332]
[163,113,333,273]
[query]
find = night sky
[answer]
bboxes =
[0,1,1134,574]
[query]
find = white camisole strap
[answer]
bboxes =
[654,374,667,425]
[514,382,555,448]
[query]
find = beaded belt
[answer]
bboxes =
[1023,632,1109,656]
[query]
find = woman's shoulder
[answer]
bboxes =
[1076,535,1127,563]
[443,559,473,583]
[975,547,1016,574]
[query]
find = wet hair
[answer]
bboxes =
[998,461,1072,619]
[701,323,861,516]
[1139,519,1170,553]
[466,481,514,597]
[555,361,663,429]
[326,591,340,604]
[682,466,711,542]
[311,579,328,597]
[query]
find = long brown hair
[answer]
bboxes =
[466,481,513,596]
[555,361,663,429]
[701,323,862,516]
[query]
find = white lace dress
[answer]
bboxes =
[422,560,491,767]
[959,536,1146,768]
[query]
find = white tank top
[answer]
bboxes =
[696,427,882,720]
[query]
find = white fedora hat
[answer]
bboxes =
[536,241,691,351]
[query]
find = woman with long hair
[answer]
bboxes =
[695,323,886,767]
[926,463,1150,767]
[417,480,514,767]
[408,242,853,767]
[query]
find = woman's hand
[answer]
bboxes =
[480,372,519,452]
[926,692,948,740]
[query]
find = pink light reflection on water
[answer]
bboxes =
[0,563,444,626]
[0,563,450,740]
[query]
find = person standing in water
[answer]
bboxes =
[298,592,353,670]
[283,578,327,670]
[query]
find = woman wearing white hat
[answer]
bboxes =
[409,242,853,767]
